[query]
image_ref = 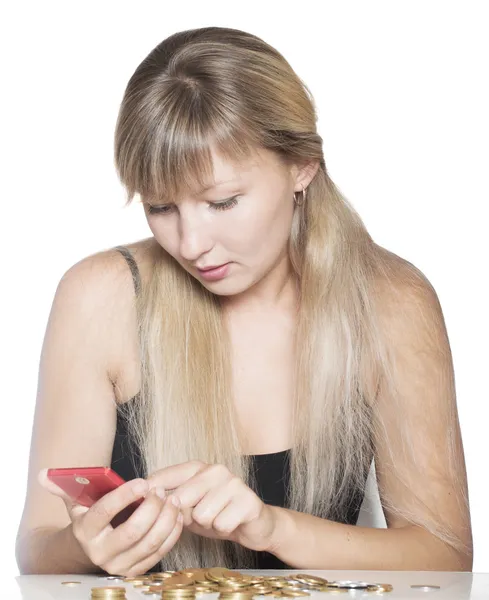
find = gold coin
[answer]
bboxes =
[91,587,127,599]
[280,591,310,597]
[61,581,82,586]
[179,569,207,575]
[207,568,237,582]
[291,575,329,586]
[368,583,394,593]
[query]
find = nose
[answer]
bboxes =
[178,211,213,262]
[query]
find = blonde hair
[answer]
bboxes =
[113,26,471,568]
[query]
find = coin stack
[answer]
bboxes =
[91,586,127,599]
[122,568,393,596]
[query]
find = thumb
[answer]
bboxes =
[38,468,88,519]
[38,468,73,502]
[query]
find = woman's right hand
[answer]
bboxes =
[38,469,184,576]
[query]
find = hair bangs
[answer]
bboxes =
[119,84,260,208]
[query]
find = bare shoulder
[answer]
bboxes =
[370,243,445,332]
[360,243,448,405]
[57,236,158,399]
[60,236,156,295]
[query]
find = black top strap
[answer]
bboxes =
[114,245,141,297]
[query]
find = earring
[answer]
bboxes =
[294,184,307,206]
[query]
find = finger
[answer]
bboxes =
[212,494,261,537]
[38,468,76,506]
[146,461,206,491]
[82,478,149,539]
[171,465,235,509]
[102,487,169,558]
[210,502,243,536]
[38,468,89,520]
[179,504,195,527]
[124,512,184,577]
[217,502,273,551]
[190,485,233,530]
[106,495,183,575]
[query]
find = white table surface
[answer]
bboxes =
[9,570,489,599]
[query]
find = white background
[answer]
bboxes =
[1,1,488,574]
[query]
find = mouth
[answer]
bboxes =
[196,263,228,272]
[195,262,231,281]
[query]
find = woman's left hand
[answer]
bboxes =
[146,461,278,552]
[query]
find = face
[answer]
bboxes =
[143,145,314,298]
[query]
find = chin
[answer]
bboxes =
[198,278,251,298]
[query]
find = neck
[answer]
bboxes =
[220,255,299,316]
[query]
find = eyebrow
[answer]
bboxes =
[196,178,239,194]
[144,178,240,206]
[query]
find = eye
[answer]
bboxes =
[147,204,172,215]
[147,196,240,215]
[211,195,240,211]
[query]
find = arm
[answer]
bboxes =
[267,259,473,571]
[16,524,101,575]
[16,251,136,574]
[267,508,470,571]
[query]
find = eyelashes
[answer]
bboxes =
[147,196,240,215]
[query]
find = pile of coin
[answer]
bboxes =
[91,586,127,599]
[121,568,393,596]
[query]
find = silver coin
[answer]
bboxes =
[410,584,441,591]
[328,580,370,589]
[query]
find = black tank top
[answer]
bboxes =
[110,246,365,569]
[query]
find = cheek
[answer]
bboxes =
[227,200,293,254]
[147,220,179,256]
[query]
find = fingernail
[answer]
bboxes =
[171,495,181,507]
[155,486,166,500]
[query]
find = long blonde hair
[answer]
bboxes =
[113,26,471,568]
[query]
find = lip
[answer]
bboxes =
[196,262,231,281]
[197,263,227,272]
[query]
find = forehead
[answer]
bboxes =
[142,143,284,205]
[203,146,274,185]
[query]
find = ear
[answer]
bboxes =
[292,159,320,193]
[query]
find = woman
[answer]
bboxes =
[16,26,472,576]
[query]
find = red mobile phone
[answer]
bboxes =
[47,466,144,526]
